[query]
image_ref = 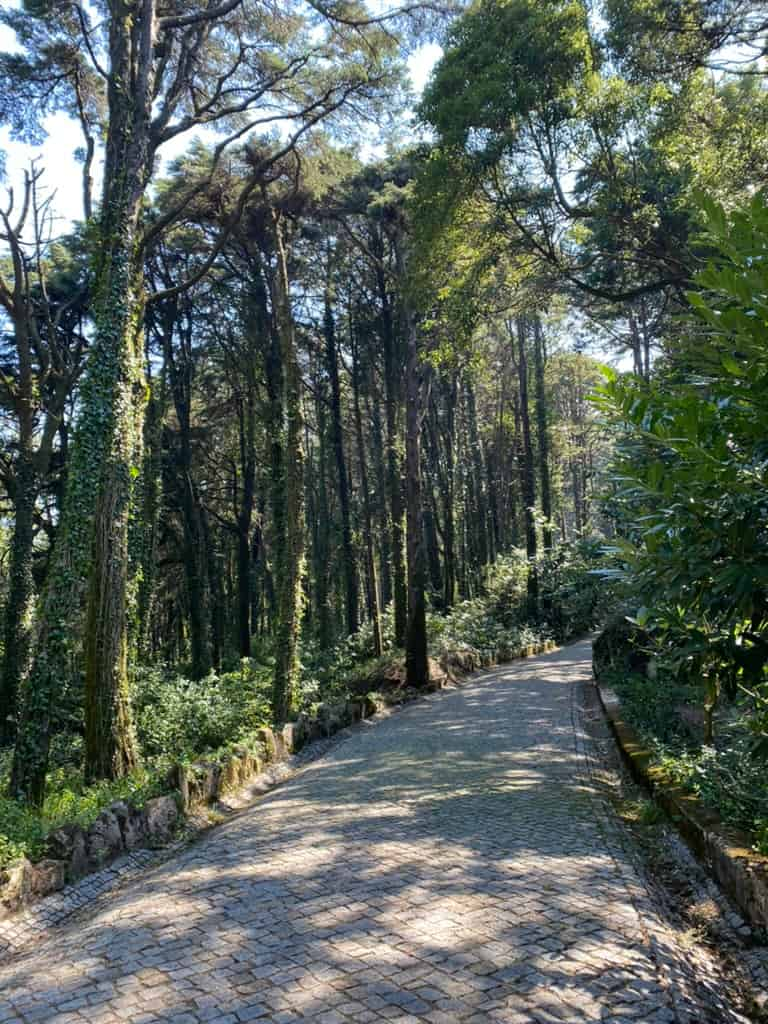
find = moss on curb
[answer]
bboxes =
[595,680,768,932]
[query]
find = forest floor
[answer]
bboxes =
[0,641,764,1024]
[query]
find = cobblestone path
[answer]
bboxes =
[0,642,748,1023]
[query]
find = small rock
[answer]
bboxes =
[29,859,66,896]
[46,824,89,880]
[282,722,297,753]
[109,800,147,851]
[256,726,277,762]
[296,711,311,744]
[316,702,344,737]
[144,795,179,843]
[0,858,33,915]
[363,695,379,718]
[196,762,220,803]
[166,764,190,810]
[283,716,310,753]
[222,755,242,790]
[86,809,123,868]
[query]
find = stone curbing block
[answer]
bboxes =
[595,678,768,930]
[0,637,564,921]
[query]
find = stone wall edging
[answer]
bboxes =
[0,638,559,922]
[594,679,768,931]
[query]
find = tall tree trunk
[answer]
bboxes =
[11,215,144,799]
[271,213,305,724]
[324,295,358,636]
[166,312,213,679]
[0,428,35,745]
[423,488,443,603]
[206,518,224,671]
[404,317,428,687]
[182,488,213,677]
[313,374,333,649]
[251,508,265,639]
[441,376,457,609]
[11,4,158,797]
[533,317,553,551]
[351,329,382,657]
[133,375,164,660]
[367,368,390,608]
[236,386,257,659]
[378,264,407,645]
[464,375,489,575]
[83,266,145,783]
[516,318,538,613]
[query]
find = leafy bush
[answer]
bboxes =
[593,192,768,741]
[604,668,697,746]
[426,544,608,665]
[41,768,163,828]
[602,665,768,852]
[538,538,612,640]
[0,766,164,869]
[301,604,398,695]
[133,661,271,762]
[656,739,768,851]
[0,796,46,867]
[592,615,650,679]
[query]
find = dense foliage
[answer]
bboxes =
[595,194,768,846]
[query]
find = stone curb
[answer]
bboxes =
[0,638,561,924]
[594,679,768,932]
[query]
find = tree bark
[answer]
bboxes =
[324,295,359,637]
[533,317,553,551]
[11,4,159,797]
[515,317,538,613]
[440,375,457,608]
[312,367,333,649]
[133,373,165,661]
[378,262,407,646]
[166,310,213,679]
[351,327,382,657]
[404,316,428,688]
[0,432,35,745]
[235,377,257,659]
[464,375,489,575]
[271,212,305,725]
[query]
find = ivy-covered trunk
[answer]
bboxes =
[404,317,428,688]
[83,261,144,781]
[11,225,145,798]
[133,377,165,658]
[442,377,457,609]
[271,214,305,725]
[533,317,553,551]
[324,296,359,636]
[0,431,36,745]
[516,317,538,612]
[351,330,382,657]
[313,374,333,649]
[378,263,407,646]
[10,2,156,800]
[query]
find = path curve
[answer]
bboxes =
[0,642,745,1023]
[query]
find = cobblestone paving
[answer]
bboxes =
[0,642,750,1023]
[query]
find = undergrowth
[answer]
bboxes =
[603,668,768,855]
[1,541,608,869]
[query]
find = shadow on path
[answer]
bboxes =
[0,642,736,1023]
